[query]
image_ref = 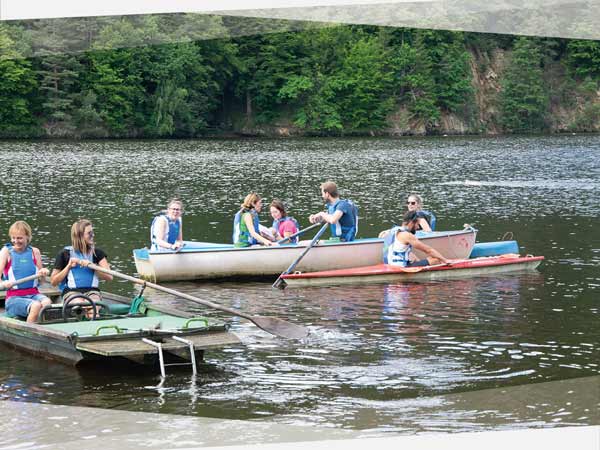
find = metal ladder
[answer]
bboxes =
[142,336,197,377]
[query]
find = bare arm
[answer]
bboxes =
[0,248,10,289]
[244,213,273,246]
[50,255,76,286]
[153,217,174,249]
[76,256,113,281]
[309,210,342,225]
[96,257,113,281]
[32,247,49,278]
[418,218,432,232]
[408,234,449,263]
[176,220,183,244]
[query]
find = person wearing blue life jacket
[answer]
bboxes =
[406,193,436,232]
[50,219,112,310]
[150,198,184,251]
[0,221,51,323]
[383,211,449,267]
[378,193,437,239]
[269,199,299,243]
[233,193,276,248]
[308,181,358,242]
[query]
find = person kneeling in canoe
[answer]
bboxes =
[233,193,276,247]
[50,219,112,316]
[0,221,52,323]
[384,211,449,267]
[150,198,184,251]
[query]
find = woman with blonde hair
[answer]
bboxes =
[0,221,51,323]
[406,193,436,232]
[50,219,112,307]
[233,193,275,247]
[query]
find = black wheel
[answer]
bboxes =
[62,294,97,321]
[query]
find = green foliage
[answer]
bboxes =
[566,39,600,79]
[0,17,595,138]
[333,36,394,131]
[499,37,549,133]
[390,41,440,129]
[0,24,39,136]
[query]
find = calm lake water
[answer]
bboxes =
[0,135,598,434]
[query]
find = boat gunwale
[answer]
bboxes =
[136,229,477,258]
[282,255,545,280]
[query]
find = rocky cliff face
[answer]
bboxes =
[236,49,599,137]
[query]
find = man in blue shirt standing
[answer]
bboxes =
[309,181,358,242]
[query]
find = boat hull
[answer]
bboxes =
[280,255,544,287]
[0,292,239,367]
[133,229,477,282]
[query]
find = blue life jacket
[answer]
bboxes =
[233,209,260,247]
[327,199,358,242]
[417,210,436,231]
[272,216,300,243]
[2,244,38,290]
[60,246,98,291]
[382,226,412,266]
[150,214,181,250]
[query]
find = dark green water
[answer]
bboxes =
[0,135,598,433]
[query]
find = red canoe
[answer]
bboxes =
[280,254,544,288]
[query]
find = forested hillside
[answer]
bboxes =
[0,15,598,138]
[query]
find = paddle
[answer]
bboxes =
[0,273,48,290]
[85,262,309,340]
[273,222,330,289]
[276,221,323,245]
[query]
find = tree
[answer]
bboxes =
[334,36,394,131]
[0,24,39,136]
[566,39,600,79]
[499,37,549,133]
[390,39,440,129]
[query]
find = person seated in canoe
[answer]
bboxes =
[0,221,52,323]
[233,193,277,247]
[269,199,299,243]
[50,219,113,314]
[383,211,449,268]
[308,181,359,242]
[406,193,436,232]
[379,193,436,238]
[150,198,184,251]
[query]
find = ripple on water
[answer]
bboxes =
[0,135,598,432]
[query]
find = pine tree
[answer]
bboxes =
[499,37,549,133]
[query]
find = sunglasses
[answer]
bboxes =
[407,201,417,205]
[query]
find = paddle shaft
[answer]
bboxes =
[273,222,329,288]
[86,262,256,321]
[276,221,323,245]
[0,273,47,290]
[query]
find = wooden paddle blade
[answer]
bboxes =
[252,316,309,340]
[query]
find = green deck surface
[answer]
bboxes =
[42,315,209,337]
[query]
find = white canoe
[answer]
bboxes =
[280,254,544,288]
[133,228,477,282]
